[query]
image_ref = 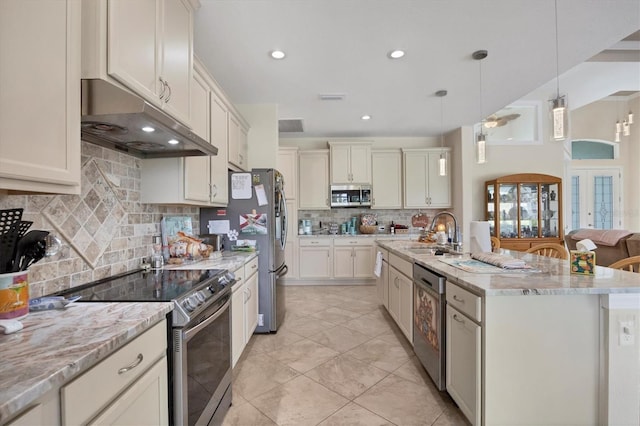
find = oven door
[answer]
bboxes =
[173,295,231,426]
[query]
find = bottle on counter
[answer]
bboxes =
[390,221,395,235]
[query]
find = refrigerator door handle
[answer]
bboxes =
[279,188,288,251]
[276,264,289,280]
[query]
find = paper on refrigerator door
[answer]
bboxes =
[255,184,268,206]
[208,220,230,234]
[231,173,252,199]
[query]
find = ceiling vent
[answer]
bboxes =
[319,93,346,101]
[279,119,304,133]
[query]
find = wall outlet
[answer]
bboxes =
[619,320,635,346]
[258,314,264,326]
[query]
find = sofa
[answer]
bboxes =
[565,229,640,267]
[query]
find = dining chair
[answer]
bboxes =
[490,236,501,252]
[608,255,640,273]
[525,243,569,260]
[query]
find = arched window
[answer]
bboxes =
[571,139,617,160]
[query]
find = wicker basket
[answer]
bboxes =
[359,225,377,234]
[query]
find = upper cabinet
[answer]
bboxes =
[329,142,372,184]
[228,113,249,171]
[209,90,229,205]
[277,147,299,200]
[371,150,402,209]
[298,150,330,210]
[83,0,194,126]
[403,148,451,209]
[0,0,81,194]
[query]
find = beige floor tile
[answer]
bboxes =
[230,391,248,407]
[268,338,340,372]
[336,298,380,315]
[306,291,354,306]
[279,315,337,337]
[392,355,435,388]
[307,325,372,353]
[432,401,472,426]
[305,354,390,400]
[311,306,364,325]
[250,375,349,426]
[354,375,447,425]
[346,338,412,372]
[232,352,299,400]
[244,329,306,354]
[342,311,397,337]
[221,401,276,426]
[285,298,330,314]
[317,402,394,426]
[377,327,415,352]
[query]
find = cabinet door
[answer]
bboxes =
[353,246,373,278]
[298,151,330,210]
[348,144,371,184]
[89,357,169,426]
[284,240,298,279]
[228,114,241,168]
[372,151,402,209]
[299,247,332,278]
[330,145,351,183]
[108,0,159,105]
[184,70,210,203]
[388,268,400,322]
[159,0,192,126]
[403,153,428,208]
[277,148,298,200]
[427,151,451,207]
[333,247,354,278]
[231,285,245,368]
[210,93,229,205]
[244,272,259,340]
[0,0,81,194]
[239,126,248,169]
[397,273,413,342]
[446,305,481,426]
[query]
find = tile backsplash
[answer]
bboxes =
[0,142,198,297]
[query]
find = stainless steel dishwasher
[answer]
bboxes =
[413,263,446,391]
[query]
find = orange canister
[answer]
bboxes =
[0,271,29,319]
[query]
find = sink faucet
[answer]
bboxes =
[429,211,461,251]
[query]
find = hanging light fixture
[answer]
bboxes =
[473,50,488,164]
[550,0,568,141]
[436,89,448,176]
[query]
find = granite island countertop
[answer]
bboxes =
[164,251,258,272]
[376,239,640,297]
[0,302,172,423]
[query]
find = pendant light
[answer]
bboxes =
[436,89,448,176]
[550,0,568,141]
[473,50,488,164]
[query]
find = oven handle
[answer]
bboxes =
[184,298,230,343]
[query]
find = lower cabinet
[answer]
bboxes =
[60,320,168,425]
[298,238,333,279]
[388,265,413,342]
[375,246,389,308]
[231,257,259,367]
[333,239,373,278]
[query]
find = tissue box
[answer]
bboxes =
[570,250,596,275]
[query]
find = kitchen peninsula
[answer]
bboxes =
[377,240,640,426]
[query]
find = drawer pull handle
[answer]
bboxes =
[453,314,465,324]
[453,295,465,303]
[118,354,144,375]
[252,264,257,269]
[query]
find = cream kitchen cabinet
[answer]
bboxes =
[375,245,389,309]
[209,87,230,205]
[371,150,402,209]
[388,254,413,343]
[298,150,330,210]
[61,320,168,426]
[333,239,374,279]
[0,0,81,194]
[329,142,372,184]
[403,148,451,208]
[299,238,333,278]
[231,257,259,367]
[84,0,193,126]
[228,113,249,171]
[278,147,299,200]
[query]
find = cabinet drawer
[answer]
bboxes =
[446,283,482,323]
[61,320,167,425]
[232,264,245,288]
[299,238,332,247]
[245,256,259,278]
[389,253,412,278]
[334,238,372,247]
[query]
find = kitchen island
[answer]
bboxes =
[376,240,640,426]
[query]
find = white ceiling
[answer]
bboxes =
[194,0,640,139]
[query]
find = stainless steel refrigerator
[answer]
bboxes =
[200,168,288,333]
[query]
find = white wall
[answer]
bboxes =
[237,104,279,169]
[279,136,438,150]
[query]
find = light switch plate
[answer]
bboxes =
[619,320,635,346]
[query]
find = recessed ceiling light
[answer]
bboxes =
[361,115,372,120]
[270,50,286,59]
[168,139,179,145]
[388,50,405,59]
[142,126,155,133]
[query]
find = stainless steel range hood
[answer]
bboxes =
[81,79,218,158]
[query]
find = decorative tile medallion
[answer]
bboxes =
[43,160,126,268]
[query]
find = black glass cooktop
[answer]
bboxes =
[54,268,226,302]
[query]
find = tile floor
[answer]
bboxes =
[222,285,470,426]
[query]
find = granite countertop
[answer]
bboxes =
[0,302,172,423]
[298,233,413,239]
[164,251,258,272]
[376,240,640,297]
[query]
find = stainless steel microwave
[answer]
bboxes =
[330,185,372,208]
